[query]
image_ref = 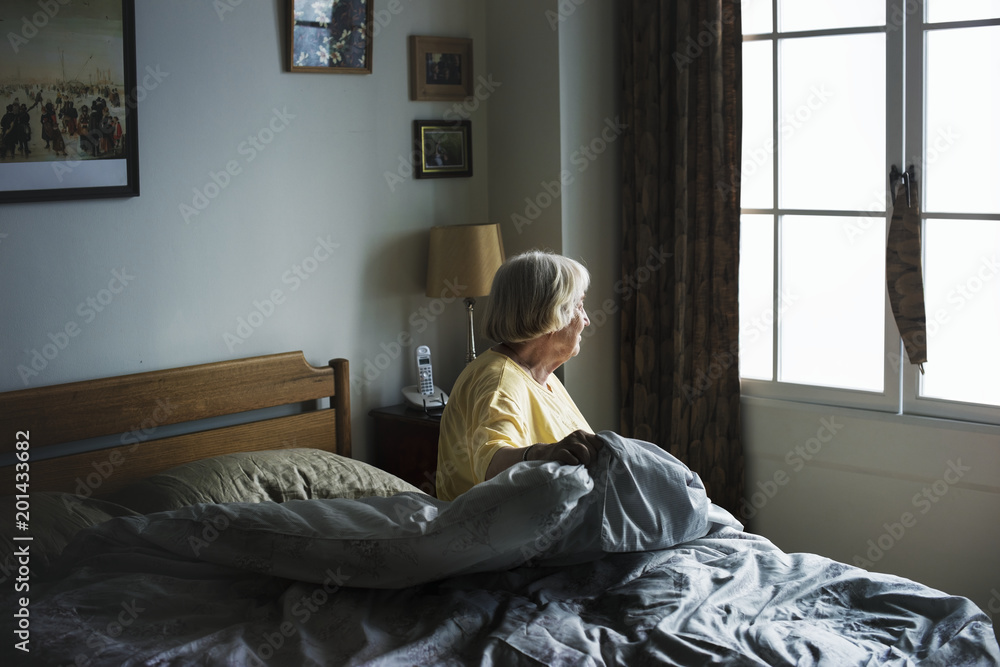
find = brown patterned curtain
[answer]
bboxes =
[619,0,744,516]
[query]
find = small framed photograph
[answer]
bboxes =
[413,120,472,179]
[409,36,473,101]
[0,0,139,204]
[288,0,373,74]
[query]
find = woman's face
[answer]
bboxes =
[546,296,590,363]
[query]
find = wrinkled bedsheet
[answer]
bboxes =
[8,434,999,666]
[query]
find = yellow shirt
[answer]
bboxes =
[435,349,592,501]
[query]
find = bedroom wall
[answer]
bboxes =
[742,399,1000,631]
[558,0,621,433]
[483,0,621,433]
[0,0,492,459]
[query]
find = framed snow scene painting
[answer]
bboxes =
[0,0,139,204]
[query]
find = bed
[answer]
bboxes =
[1,351,998,666]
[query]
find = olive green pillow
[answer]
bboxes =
[107,448,423,514]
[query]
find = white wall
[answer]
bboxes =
[0,0,489,461]
[743,397,1000,631]
[483,0,562,258]
[483,0,621,433]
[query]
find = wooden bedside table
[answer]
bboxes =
[368,404,441,496]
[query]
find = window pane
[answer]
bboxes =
[924,27,1000,215]
[739,215,774,380]
[779,34,885,211]
[779,215,885,391]
[926,0,1000,23]
[741,41,773,209]
[779,0,884,32]
[742,0,772,35]
[920,219,1000,407]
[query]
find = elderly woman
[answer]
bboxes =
[435,250,604,501]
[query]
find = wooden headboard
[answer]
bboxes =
[0,352,351,497]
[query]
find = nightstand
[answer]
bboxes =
[368,404,441,496]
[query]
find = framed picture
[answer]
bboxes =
[288,0,373,74]
[409,36,473,101]
[413,120,472,179]
[0,0,139,204]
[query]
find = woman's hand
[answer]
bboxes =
[484,430,604,480]
[524,430,604,466]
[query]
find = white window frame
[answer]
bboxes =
[740,0,1000,426]
[899,8,1000,425]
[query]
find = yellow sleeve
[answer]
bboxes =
[469,392,532,484]
[435,351,592,500]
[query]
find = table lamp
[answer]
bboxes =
[425,223,505,364]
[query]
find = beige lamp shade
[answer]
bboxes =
[425,223,505,299]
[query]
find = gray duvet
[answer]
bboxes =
[9,433,999,666]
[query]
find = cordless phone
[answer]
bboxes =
[416,345,435,395]
[401,345,448,413]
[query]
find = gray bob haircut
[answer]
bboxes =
[482,250,590,344]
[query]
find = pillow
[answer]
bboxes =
[0,492,138,579]
[107,448,422,513]
[61,459,595,588]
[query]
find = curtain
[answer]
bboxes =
[619,0,744,516]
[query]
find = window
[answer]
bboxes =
[739,0,1000,424]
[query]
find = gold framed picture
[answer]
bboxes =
[409,36,473,101]
[413,120,472,179]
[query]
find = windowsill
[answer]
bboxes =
[741,393,1000,436]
